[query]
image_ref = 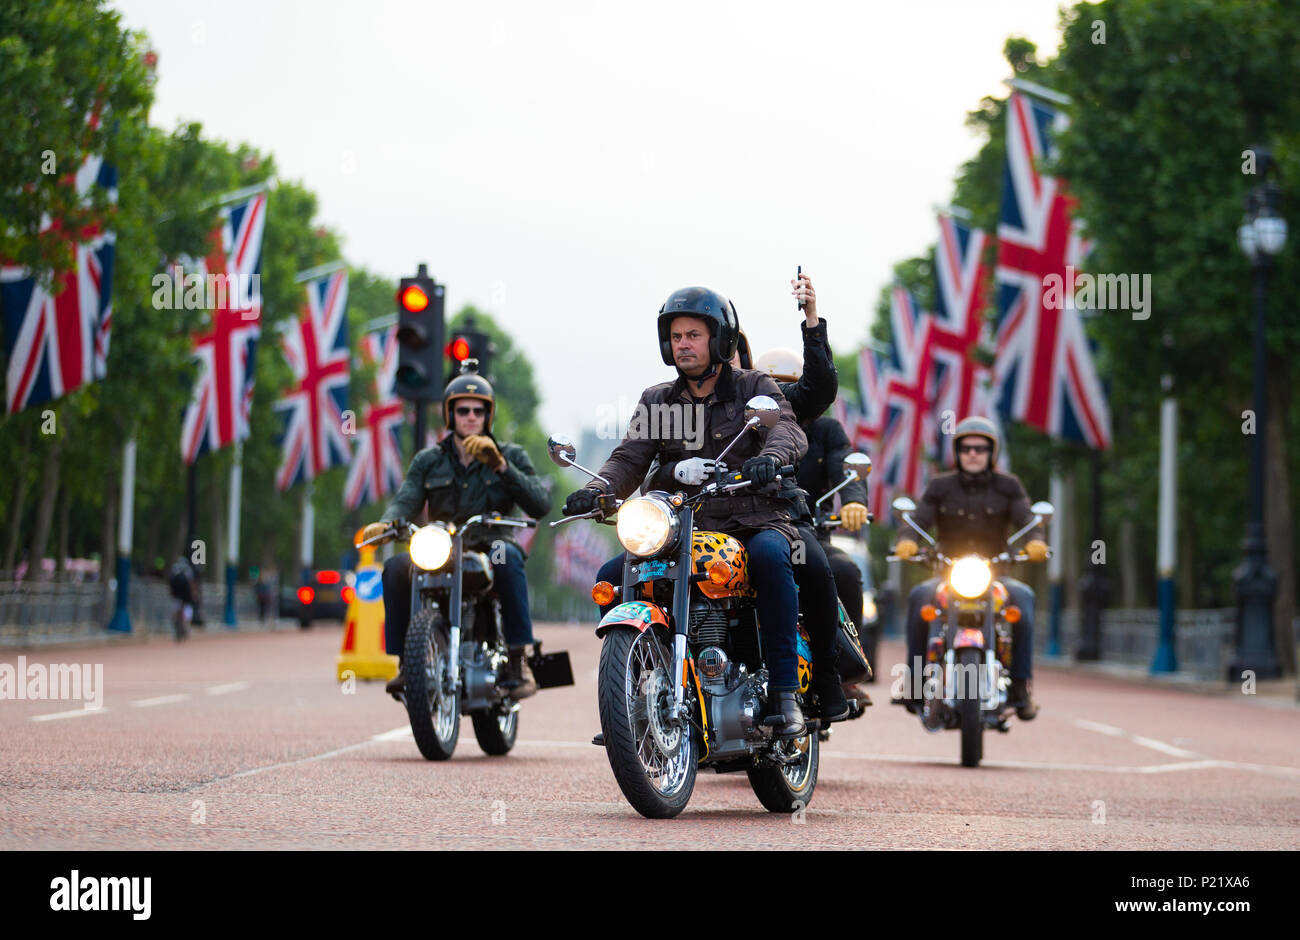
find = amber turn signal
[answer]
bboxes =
[920,604,938,622]
[591,581,616,606]
[1004,605,1022,623]
[707,560,733,585]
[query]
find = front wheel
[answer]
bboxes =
[747,729,819,813]
[471,708,518,756]
[597,626,696,819]
[957,648,983,767]
[404,608,460,761]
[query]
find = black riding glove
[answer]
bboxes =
[563,488,600,516]
[741,455,779,487]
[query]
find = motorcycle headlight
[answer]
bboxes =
[616,495,679,558]
[950,556,993,599]
[409,524,453,571]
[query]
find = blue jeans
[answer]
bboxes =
[595,529,800,691]
[383,542,535,657]
[905,575,1034,680]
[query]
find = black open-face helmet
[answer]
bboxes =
[442,359,495,432]
[656,286,740,367]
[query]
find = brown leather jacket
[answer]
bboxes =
[911,468,1043,558]
[587,364,807,542]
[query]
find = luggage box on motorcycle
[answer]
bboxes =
[528,643,574,689]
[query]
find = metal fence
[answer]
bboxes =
[0,578,295,647]
[1035,607,1300,681]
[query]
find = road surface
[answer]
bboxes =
[2,624,1298,850]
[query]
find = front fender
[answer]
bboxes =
[595,601,670,638]
[952,627,986,650]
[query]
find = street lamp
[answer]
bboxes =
[1230,146,1286,682]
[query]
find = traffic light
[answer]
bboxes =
[394,264,444,401]
[444,314,493,382]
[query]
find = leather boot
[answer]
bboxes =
[770,690,806,739]
[811,667,851,722]
[502,646,537,700]
[1009,678,1038,720]
[385,660,404,695]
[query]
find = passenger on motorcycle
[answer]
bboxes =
[361,362,552,699]
[645,274,854,720]
[565,286,811,737]
[891,416,1046,719]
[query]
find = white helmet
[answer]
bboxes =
[754,348,802,382]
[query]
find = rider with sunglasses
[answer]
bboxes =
[891,416,1046,719]
[361,360,552,699]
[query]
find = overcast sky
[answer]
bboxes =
[114,0,1064,440]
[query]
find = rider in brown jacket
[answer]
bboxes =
[563,286,810,737]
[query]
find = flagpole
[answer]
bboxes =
[106,439,137,632]
[295,260,347,283]
[224,441,242,628]
[300,479,315,587]
[1151,364,1178,673]
[1003,78,1073,108]
[1047,471,1064,656]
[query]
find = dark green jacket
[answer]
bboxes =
[381,434,552,552]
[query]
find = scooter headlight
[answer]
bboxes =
[409,524,453,571]
[950,556,993,599]
[616,495,679,558]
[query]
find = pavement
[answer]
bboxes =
[1,623,1298,850]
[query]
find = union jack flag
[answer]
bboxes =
[275,269,352,491]
[344,327,406,510]
[877,287,935,503]
[552,522,614,590]
[2,153,117,414]
[993,93,1111,450]
[929,212,997,464]
[179,193,268,463]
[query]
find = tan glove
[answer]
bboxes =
[360,521,389,545]
[840,502,868,533]
[1025,539,1049,562]
[462,434,505,470]
[895,538,919,560]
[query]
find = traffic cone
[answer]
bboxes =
[336,530,399,681]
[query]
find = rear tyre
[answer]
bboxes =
[597,626,696,819]
[958,648,983,767]
[404,608,460,761]
[471,708,518,756]
[747,730,819,813]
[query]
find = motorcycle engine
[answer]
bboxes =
[707,673,766,754]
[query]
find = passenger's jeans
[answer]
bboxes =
[595,529,801,691]
[904,575,1034,681]
[382,542,535,658]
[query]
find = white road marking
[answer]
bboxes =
[132,694,191,708]
[1073,718,1202,758]
[205,682,250,696]
[31,706,109,722]
[371,726,413,742]
[1074,719,1125,736]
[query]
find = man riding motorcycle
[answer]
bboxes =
[567,286,811,738]
[361,362,552,699]
[892,416,1046,719]
[642,274,853,720]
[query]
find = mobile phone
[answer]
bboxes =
[796,265,805,310]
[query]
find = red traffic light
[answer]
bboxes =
[446,336,471,361]
[399,285,429,313]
